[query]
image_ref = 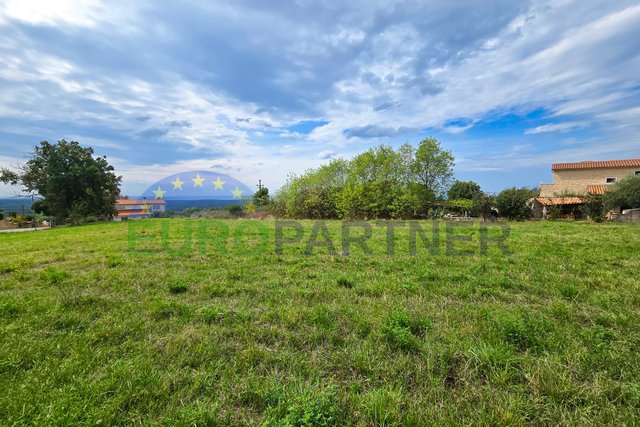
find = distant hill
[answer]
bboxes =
[0,198,34,214]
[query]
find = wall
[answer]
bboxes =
[540,167,640,197]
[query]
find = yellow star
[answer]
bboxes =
[231,186,243,199]
[171,176,184,190]
[213,176,225,190]
[192,174,205,187]
[153,186,166,199]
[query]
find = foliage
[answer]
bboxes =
[583,194,607,222]
[273,139,449,219]
[495,187,537,221]
[411,137,455,197]
[547,205,561,220]
[604,175,640,209]
[447,198,473,215]
[448,180,482,201]
[0,140,121,222]
[471,193,495,220]
[253,186,270,206]
[226,204,244,217]
[0,210,3,220]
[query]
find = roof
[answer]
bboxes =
[534,197,584,206]
[587,184,611,195]
[116,198,166,205]
[117,210,153,217]
[552,158,640,171]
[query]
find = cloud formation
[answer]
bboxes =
[0,0,638,195]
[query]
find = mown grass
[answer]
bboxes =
[0,219,639,425]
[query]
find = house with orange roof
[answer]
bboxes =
[533,158,640,219]
[114,196,166,221]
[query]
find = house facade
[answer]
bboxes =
[534,158,640,219]
[114,197,166,220]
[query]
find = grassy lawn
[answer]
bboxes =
[1,219,639,425]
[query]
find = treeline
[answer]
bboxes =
[270,138,536,220]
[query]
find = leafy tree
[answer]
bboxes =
[495,187,537,221]
[583,194,607,222]
[471,193,495,220]
[604,175,640,209]
[411,138,454,198]
[253,186,270,206]
[447,180,482,200]
[0,140,121,222]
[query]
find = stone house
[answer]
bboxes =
[533,158,640,219]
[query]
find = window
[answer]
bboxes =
[635,170,640,176]
[606,177,616,183]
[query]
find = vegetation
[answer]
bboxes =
[495,187,538,221]
[0,140,121,223]
[275,138,454,219]
[447,180,482,201]
[253,186,270,206]
[583,194,607,222]
[604,175,640,210]
[0,220,639,424]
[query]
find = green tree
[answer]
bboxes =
[0,140,121,222]
[447,180,482,200]
[604,175,640,209]
[471,193,495,220]
[495,187,537,221]
[411,138,454,198]
[583,194,607,222]
[253,186,270,206]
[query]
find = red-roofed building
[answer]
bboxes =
[533,158,640,219]
[114,197,166,221]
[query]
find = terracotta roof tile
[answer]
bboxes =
[587,185,611,195]
[552,158,640,171]
[534,197,584,206]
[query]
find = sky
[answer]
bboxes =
[0,0,639,197]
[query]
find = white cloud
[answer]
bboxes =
[525,122,587,134]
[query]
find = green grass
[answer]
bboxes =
[1,219,639,425]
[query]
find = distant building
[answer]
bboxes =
[114,197,166,221]
[533,158,640,219]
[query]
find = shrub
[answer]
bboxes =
[495,187,536,221]
[583,194,607,222]
[226,204,244,217]
[604,175,640,209]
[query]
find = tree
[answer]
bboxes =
[495,187,537,221]
[0,140,121,222]
[583,194,607,222]
[411,138,454,198]
[472,193,495,220]
[604,175,640,210]
[447,180,482,200]
[253,186,270,206]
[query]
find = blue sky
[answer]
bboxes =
[0,0,639,197]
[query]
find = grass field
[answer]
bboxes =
[1,219,639,425]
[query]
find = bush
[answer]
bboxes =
[226,204,244,217]
[583,194,607,222]
[448,180,482,200]
[604,175,640,209]
[0,211,4,220]
[495,187,536,221]
[472,193,495,220]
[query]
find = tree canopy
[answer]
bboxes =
[447,180,482,200]
[604,175,640,209]
[0,140,121,222]
[274,138,453,219]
